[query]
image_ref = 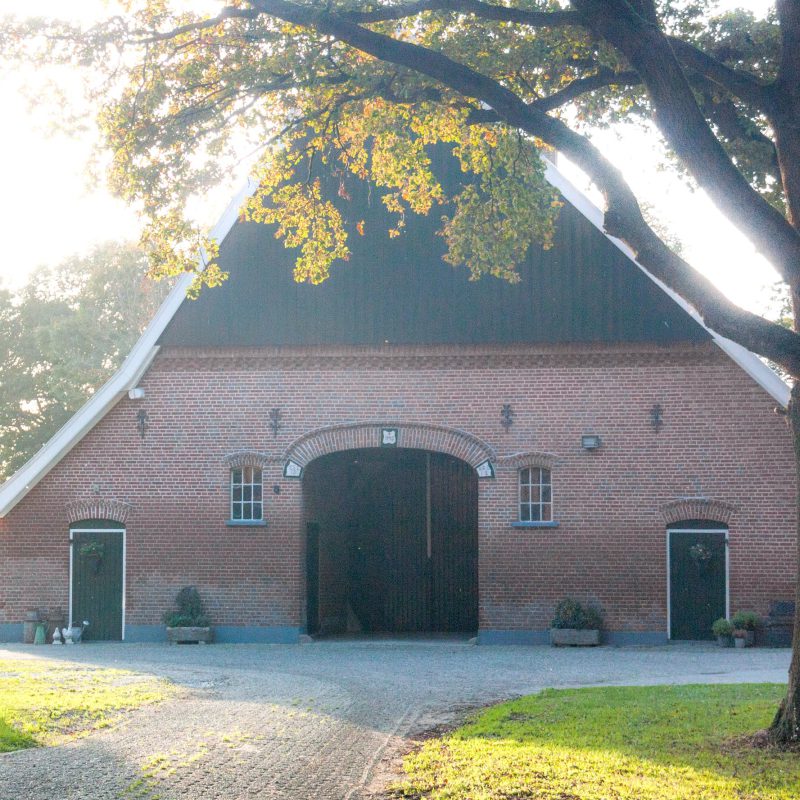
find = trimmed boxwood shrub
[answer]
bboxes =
[551,598,603,630]
[163,586,210,628]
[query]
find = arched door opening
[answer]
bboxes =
[303,448,478,636]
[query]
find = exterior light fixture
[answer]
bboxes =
[581,433,601,450]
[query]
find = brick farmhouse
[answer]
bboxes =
[0,158,795,644]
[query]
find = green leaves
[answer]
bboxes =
[0,243,169,479]
[2,2,574,289]
[442,130,560,281]
[1,1,786,300]
[242,101,560,284]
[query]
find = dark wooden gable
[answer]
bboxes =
[159,171,709,348]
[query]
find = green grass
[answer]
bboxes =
[393,684,800,800]
[0,657,175,752]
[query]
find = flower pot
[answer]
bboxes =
[716,635,734,648]
[550,628,601,647]
[734,637,746,648]
[167,626,213,644]
[744,630,755,647]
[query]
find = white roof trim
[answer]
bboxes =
[0,163,788,517]
[0,178,258,517]
[542,158,791,409]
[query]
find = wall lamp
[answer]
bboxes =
[581,433,602,451]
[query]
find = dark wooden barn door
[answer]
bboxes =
[71,528,124,641]
[669,527,727,640]
[429,453,478,632]
[305,448,478,634]
[348,450,429,632]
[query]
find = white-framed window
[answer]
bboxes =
[519,467,552,522]
[231,466,263,521]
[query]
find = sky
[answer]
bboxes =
[0,0,782,317]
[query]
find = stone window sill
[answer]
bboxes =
[511,520,560,529]
[226,519,267,528]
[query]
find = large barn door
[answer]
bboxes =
[70,526,125,641]
[668,526,727,640]
[304,448,478,635]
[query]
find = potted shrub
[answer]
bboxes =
[163,586,213,644]
[550,598,603,646]
[731,610,761,647]
[711,617,734,647]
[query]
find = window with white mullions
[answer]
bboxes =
[519,467,552,522]
[231,466,263,521]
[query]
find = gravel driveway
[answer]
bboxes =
[0,640,790,800]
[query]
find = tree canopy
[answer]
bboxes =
[0,243,168,479]
[4,1,798,370]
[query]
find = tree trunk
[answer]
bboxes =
[770,380,800,745]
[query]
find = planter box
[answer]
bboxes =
[167,626,213,644]
[716,635,734,648]
[550,628,601,647]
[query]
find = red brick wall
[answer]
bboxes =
[0,341,795,639]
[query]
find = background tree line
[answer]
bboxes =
[0,243,168,479]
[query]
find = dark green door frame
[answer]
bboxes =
[69,525,126,641]
[667,527,729,641]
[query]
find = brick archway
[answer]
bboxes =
[283,422,496,472]
[659,498,736,526]
[66,498,132,526]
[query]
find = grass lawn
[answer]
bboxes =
[0,657,175,752]
[393,684,800,800]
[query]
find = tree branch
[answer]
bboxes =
[466,68,640,122]
[134,6,259,43]
[570,0,800,286]
[776,0,800,90]
[773,0,800,231]
[246,0,800,375]
[694,88,781,184]
[341,0,581,27]
[533,68,640,113]
[667,36,774,112]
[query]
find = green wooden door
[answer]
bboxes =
[669,528,727,640]
[71,529,124,641]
